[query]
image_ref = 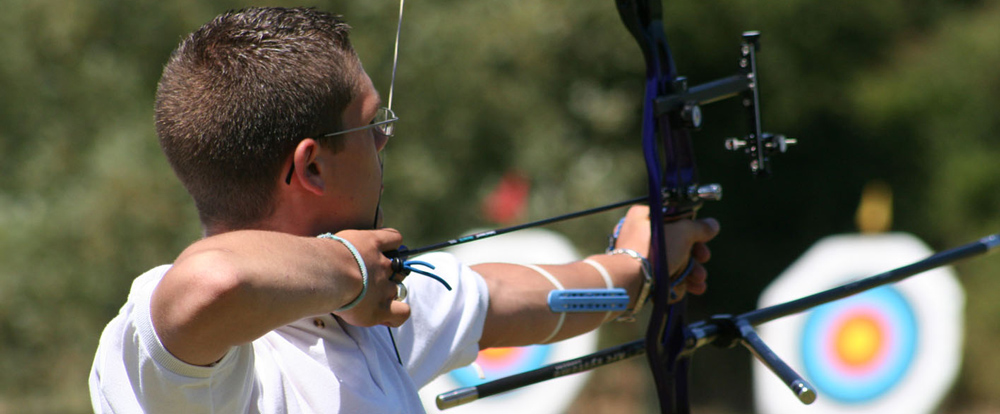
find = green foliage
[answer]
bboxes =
[1,0,998,412]
[850,3,1000,408]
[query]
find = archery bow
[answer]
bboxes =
[426,2,1000,412]
[616,0,699,410]
[427,0,786,411]
[618,1,787,412]
[415,0,784,411]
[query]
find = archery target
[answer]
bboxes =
[800,285,917,403]
[419,228,598,414]
[446,345,552,386]
[754,233,964,414]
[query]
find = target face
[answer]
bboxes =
[446,345,552,386]
[800,285,917,403]
[754,234,964,414]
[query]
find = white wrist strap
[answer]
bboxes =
[583,259,615,322]
[318,233,368,312]
[523,264,565,344]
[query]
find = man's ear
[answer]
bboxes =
[290,138,325,195]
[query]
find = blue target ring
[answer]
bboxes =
[800,285,918,403]
[448,344,552,387]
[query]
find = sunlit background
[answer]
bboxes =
[1,0,999,412]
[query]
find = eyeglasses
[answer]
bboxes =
[323,106,398,138]
[286,1,405,186]
[284,107,398,185]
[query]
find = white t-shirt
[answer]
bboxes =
[90,252,489,413]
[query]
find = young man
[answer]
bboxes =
[89,7,720,413]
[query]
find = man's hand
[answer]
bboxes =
[331,228,412,328]
[612,205,720,301]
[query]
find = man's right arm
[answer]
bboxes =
[150,228,405,366]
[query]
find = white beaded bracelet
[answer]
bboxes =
[607,248,653,322]
[318,233,368,311]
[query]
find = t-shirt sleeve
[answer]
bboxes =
[392,252,490,387]
[90,265,257,413]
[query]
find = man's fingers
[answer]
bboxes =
[669,217,718,238]
[383,301,411,328]
[684,263,708,295]
[372,227,403,251]
[337,228,403,254]
[625,204,650,219]
[390,270,407,284]
[691,242,711,263]
[692,218,720,242]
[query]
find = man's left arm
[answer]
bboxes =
[474,206,719,349]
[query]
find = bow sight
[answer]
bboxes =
[617,0,800,411]
[653,31,795,180]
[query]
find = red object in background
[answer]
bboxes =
[482,172,530,225]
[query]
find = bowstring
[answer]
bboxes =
[387,0,404,112]
[386,0,406,366]
[373,0,404,230]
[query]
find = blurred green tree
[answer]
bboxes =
[0,0,997,412]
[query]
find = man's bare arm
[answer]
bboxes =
[475,207,719,349]
[150,228,403,366]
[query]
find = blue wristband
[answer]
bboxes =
[548,288,630,313]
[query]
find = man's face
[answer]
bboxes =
[320,71,389,230]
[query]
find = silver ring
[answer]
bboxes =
[394,283,408,301]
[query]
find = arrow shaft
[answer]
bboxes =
[403,195,647,256]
